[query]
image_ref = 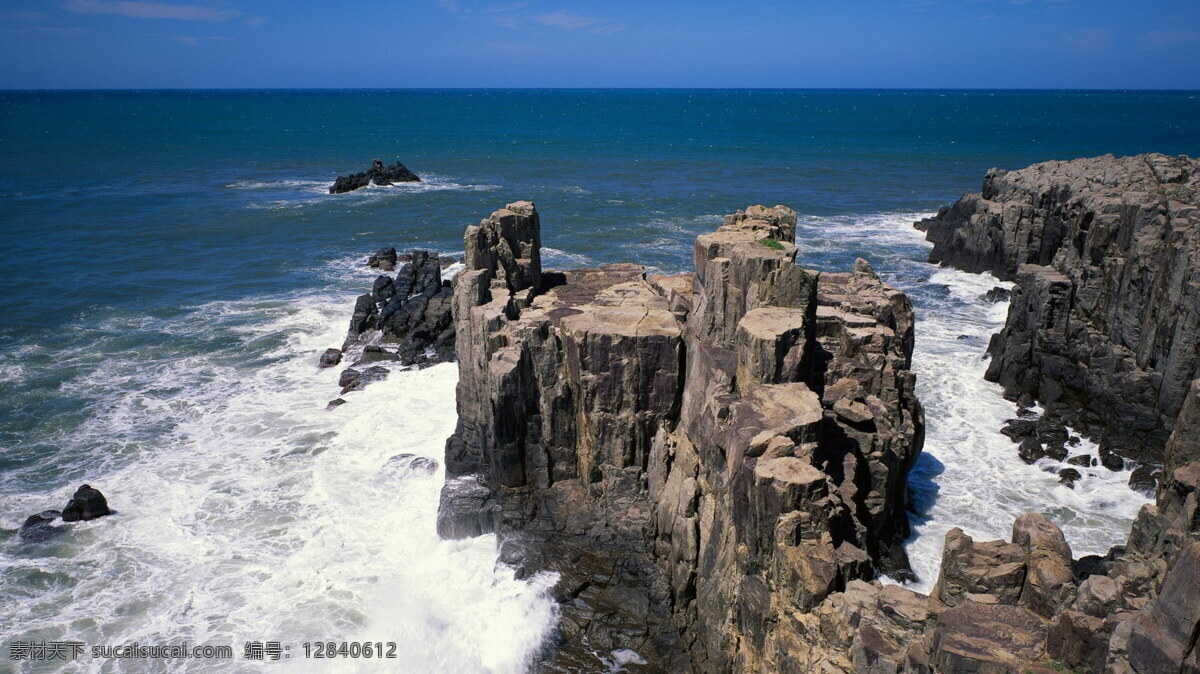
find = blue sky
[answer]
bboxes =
[1,0,1198,88]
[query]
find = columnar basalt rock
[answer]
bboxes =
[437,202,924,670]
[916,153,1200,485]
[331,249,456,378]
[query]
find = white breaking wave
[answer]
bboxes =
[236,174,501,211]
[0,285,558,673]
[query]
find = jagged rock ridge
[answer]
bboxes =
[437,202,924,670]
[329,158,421,194]
[916,153,1200,486]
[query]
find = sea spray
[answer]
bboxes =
[0,281,557,673]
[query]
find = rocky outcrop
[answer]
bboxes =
[917,153,1200,486]
[329,159,420,194]
[61,484,110,522]
[322,249,458,393]
[437,202,924,670]
[19,485,112,541]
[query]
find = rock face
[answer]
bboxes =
[917,153,1200,484]
[329,159,420,194]
[327,249,456,389]
[437,202,924,670]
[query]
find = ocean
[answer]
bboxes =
[1,89,1197,672]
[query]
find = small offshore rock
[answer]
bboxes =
[354,345,400,366]
[340,365,389,393]
[384,453,439,476]
[330,159,420,194]
[367,247,398,271]
[1067,454,1095,468]
[326,398,347,411]
[60,485,110,522]
[337,368,362,389]
[1058,468,1082,488]
[982,286,1012,303]
[318,348,343,369]
[1128,464,1160,494]
[18,511,63,541]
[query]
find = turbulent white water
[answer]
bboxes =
[0,211,1152,673]
[799,213,1152,591]
[0,262,558,673]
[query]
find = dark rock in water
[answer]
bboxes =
[955,334,972,341]
[326,398,346,411]
[1004,414,1068,462]
[1067,454,1096,468]
[1017,437,1046,464]
[384,453,439,476]
[18,511,63,541]
[318,348,343,369]
[354,345,400,366]
[1099,444,1126,471]
[1058,468,1082,488]
[982,286,1011,303]
[60,485,110,522]
[368,247,398,271]
[344,250,454,367]
[339,365,389,393]
[1128,464,1160,494]
[337,368,361,389]
[330,159,420,194]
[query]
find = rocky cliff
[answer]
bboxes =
[916,154,1200,485]
[437,202,924,670]
[784,378,1200,673]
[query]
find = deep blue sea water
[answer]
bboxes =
[1,89,1197,672]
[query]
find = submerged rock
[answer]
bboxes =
[982,286,1011,303]
[338,365,389,394]
[18,511,63,541]
[1058,467,1082,488]
[329,159,420,194]
[318,348,342,369]
[60,485,110,522]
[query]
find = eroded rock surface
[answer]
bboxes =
[917,153,1200,485]
[437,203,924,670]
[322,249,458,398]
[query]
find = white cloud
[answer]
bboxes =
[63,0,243,22]
[533,10,601,30]
[1140,30,1199,50]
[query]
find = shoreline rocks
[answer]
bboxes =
[321,248,461,400]
[329,159,420,194]
[916,153,1200,488]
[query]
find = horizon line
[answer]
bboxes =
[3,86,1200,93]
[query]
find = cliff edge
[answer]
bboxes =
[917,153,1200,485]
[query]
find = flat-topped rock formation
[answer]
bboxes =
[329,158,421,194]
[437,202,924,670]
[916,153,1200,487]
